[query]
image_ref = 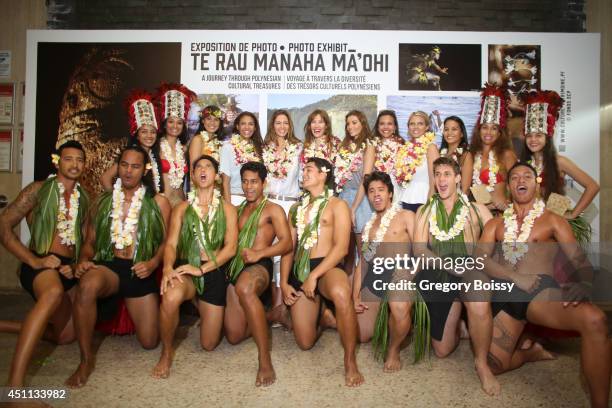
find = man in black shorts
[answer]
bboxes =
[66,145,171,388]
[480,162,610,407]
[0,141,89,386]
[413,157,497,395]
[281,158,363,387]
[223,161,292,386]
[152,155,238,379]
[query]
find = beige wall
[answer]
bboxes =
[0,0,46,289]
[586,0,612,242]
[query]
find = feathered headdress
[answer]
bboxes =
[524,90,564,137]
[125,89,158,135]
[155,83,196,123]
[477,82,508,128]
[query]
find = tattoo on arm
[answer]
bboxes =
[0,182,40,246]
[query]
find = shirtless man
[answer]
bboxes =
[480,162,610,407]
[66,145,171,388]
[0,141,89,386]
[281,157,363,387]
[152,155,238,379]
[352,171,414,372]
[223,161,292,386]
[413,157,499,395]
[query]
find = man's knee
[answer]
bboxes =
[76,278,103,303]
[235,279,257,302]
[225,328,246,345]
[432,342,454,359]
[38,285,65,308]
[465,301,491,319]
[139,335,159,350]
[161,289,185,312]
[389,302,411,322]
[328,284,351,308]
[200,336,220,352]
[579,306,608,337]
[295,334,316,351]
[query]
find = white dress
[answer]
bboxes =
[399,157,429,205]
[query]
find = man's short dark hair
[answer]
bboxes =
[508,161,537,179]
[363,171,394,197]
[240,161,267,182]
[433,156,461,176]
[57,140,86,159]
[193,154,219,173]
[306,157,335,190]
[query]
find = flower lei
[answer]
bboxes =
[394,132,436,188]
[198,131,221,162]
[361,203,401,261]
[374,136,402,173]
[334,143,364,193]
[440,147,465,163]
[502,199,545,265]
[302,136,339,163]
[296,189,332,251]
[230,134,260,165]
[263,142,300,179]
[160,137,186,189]
[472,150,500,193]
[148,151,161,193]
[188,187,221,246]
[429,193,470,241]
[110,179,146,250]
[56,180,80,246]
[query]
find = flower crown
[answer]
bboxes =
[201,107,223,119]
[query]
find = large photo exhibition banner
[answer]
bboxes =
[24,30,600,237]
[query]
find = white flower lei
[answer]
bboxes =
[502,199,545,265]
[230,134,260,165]
[302,136,339,163]
[188,188,221,244]
[334,142,364,193]
[440,147,464,163]
[429,193,470,241]
[296,189,332,251]
[527,158,544,183]
[472,150,500,193]
[56,180,80,246]
[362,203,401,261]
[110,179,146,250]
[263,142,299,179]
[148,150,160,193]
[160,137,186,189]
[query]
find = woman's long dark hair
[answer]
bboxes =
[129,130,165,193]
[520,136,564,199]
[440,116,469,151]
[233,111,264,158]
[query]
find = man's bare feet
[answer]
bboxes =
[152,350,174,379]
[65,359,95,388]
[529,341,556,361]
[267,304,292,330]
[255,362,276,387]
[383,347,402,373]
[345,360,365,387]
[475,360,501,396]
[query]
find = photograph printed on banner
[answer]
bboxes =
[267,94,377,140]
[387,94,481,144]
[190,94,259,141]
[34,42,181,194]
[488,44,541,118]
[398,44,481,91]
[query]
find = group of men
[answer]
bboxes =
[0,141,610,407]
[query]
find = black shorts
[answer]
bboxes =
[195,265,228,307]
[288,257,343,293]
[401,202,423,213]
[98,258,158,298]
[19,253,77,300]
[415,269,462,342]
[242,258,273,308]
[492,274,560,321]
